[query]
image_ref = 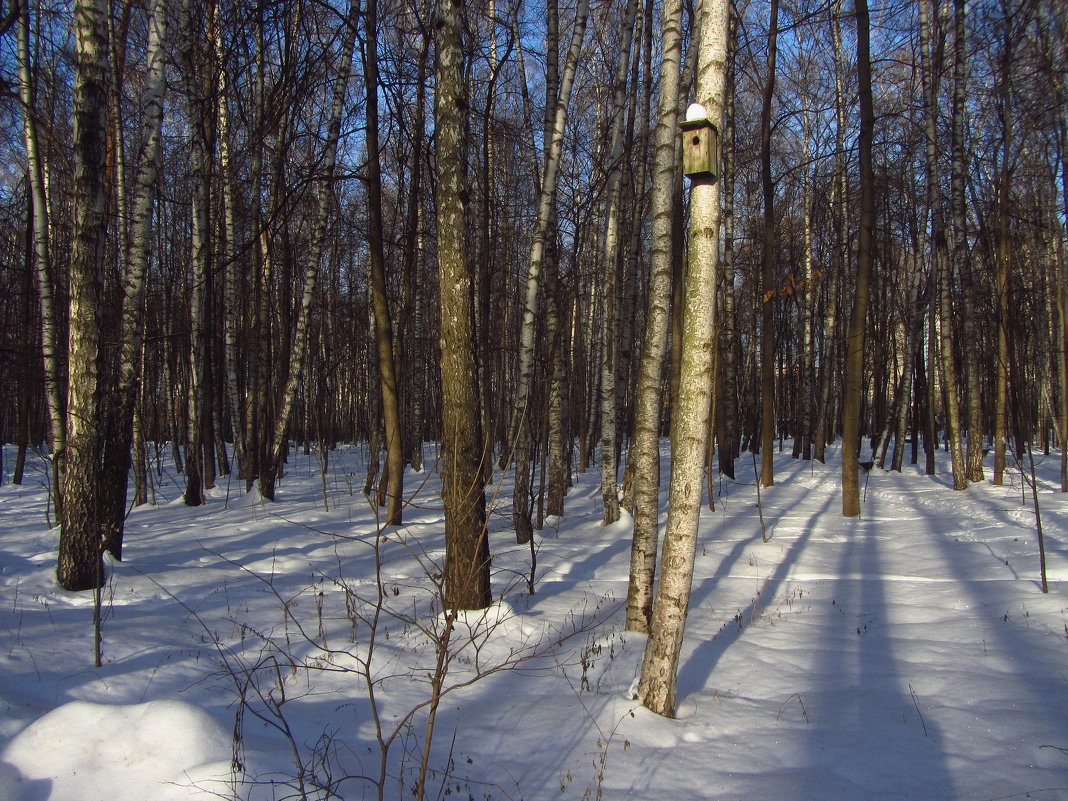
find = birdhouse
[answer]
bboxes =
[680,112,719,181]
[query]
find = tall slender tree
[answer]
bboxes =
[950,0,985,484]
[625,0,684,634]
[511,0,590,544]
[17,0,65,509]
[597,0,640,526]
[99,0,169,555]
[635,0,730,718]
[841,0,875,517]
[435,0,491,610]
[364,0,404,525]
[758,0,779,488]
[920,0,967,490]
[57,0,110,591]
[261,0,358,501]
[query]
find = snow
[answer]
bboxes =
[1,443,1066,800]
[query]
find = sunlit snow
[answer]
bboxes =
[0,443,1065,800]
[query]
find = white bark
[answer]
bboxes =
[635,0,729,718]
[58,0,110,591]
[218,57,246,479]
[17,0,65,479]
[511,0,591,543]
[598,0,640,526]
[920,0,967,490]
[101,0,170,551]
[265,0,359,497]
[625,0,684,633]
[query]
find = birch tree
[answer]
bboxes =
[17,0,65,519]
[99,0,169,555]
[950,0,985,485]
[179,0,216,508]
[511,0,590,544]
[261,0,358,501]
[635,0,730,718]
[598,0,641,526]
[813,0,847,466]
[920,0,967,490]
[57,0,110,591]
[625,0,684,633]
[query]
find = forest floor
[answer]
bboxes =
[0,441,1066,801]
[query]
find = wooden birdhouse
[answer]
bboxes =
[680,104,719,180]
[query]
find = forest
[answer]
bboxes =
[0,0,1067,763]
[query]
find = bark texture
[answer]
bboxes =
[58,0,110,591]
[841,0,875,517]
[625,0,684,634]
[436,0,491,610]
[635,0,730,718]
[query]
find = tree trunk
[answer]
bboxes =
[182,7,213,508]
[920,0,967,490]
[398,21,429,475]
[511,0,591,544]
[58,0,110,591]
[100,0,168,553]
[992,9,1014,486]
[625,0,683,634]
[950,0,984,484]
[435,0,491,611]
[813,1,847,465]
[262,0,358,500]
[841,0,875,518]
[364,0,404,525]
[717,45,738,478]
[217,53,246,482]
[598,0,640,526]
[758,0,779,488]
[636,0,729,718]
[18,0,66,518]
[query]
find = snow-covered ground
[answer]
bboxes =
[0,442,1065,800]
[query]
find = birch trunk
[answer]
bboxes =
[813,1,847,465]
[511,0,591,544]
[181,1,215,508]
[617,0,654,514]
[218,58,246,481]
[798,101,814,461]
[1057,4,1068,491]
[717,48,738,477]
[398,23,429,473]
[17,0,65,517]
[100,0,168,554]
[184,106,209,508]
[545,279,569,517]
[243,9,271,491]
[635,0,729,718]
[993,10,1014,486]
[920,0,967,490]
[57,0,110,591]
[625,0,684,634]
[598,0,640,526]
[262,0,358,500]
[891,268,929,473]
